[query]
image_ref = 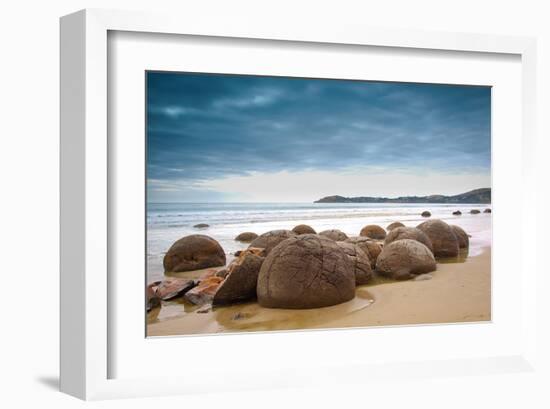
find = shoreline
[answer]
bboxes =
[147,246,491,337]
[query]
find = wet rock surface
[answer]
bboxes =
[376,239,437,280]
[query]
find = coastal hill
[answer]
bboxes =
[314,188,491,204]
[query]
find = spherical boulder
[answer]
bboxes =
[213,252,264,306]
[318,229,348,241]
[163,234,226,273]
[336,242,373,285]
[257,234,355,309]
[450,225,469,249]
[470,209,481,214]
[484,208,492,213]
[292,224,317,235]
[416,219,459,258]
[387,221,405,231]
[421,211,431,217]
[345,236,382,268]
[248,229,297,255]
[376,239,436,280]
[235,232,258,242]
[359,225,386,240]
[452,210,462,216]
[384,226,434,253]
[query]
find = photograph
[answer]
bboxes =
[145,71,492,337]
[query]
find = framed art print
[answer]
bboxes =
[60,9,539,400]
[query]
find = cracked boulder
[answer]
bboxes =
[345,236,382,268]
[213,250,265,306]
[336,242,373,285]
[450,225,469,249]
[257,234,355,309]
[318,229,348,241]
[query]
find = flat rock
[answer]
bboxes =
[156,278,197,300]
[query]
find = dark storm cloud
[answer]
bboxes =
[146,71,490,187]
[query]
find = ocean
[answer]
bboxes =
[147,202,492,283]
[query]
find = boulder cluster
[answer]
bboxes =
[148,219,471,313]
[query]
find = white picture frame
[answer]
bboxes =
[60,8,539,400]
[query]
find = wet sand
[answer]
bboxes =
[147,247,491,337]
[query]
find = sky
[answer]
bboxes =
[146,72,491,203]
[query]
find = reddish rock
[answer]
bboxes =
[184,276,224,306]
[156,278,196,301]
[146,283,161,312]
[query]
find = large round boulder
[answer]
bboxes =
[292,224,317,235]
[257,234,355,309]
[470,209,481,214]
[213,251,264,306]
[416,219,459,258]
[163,234,226,273]
[345,236,382,268]
[318,229,348,241]
[336,242,373,285]
[450,225,469,249]
[248,229,297,255]
[235,232,258,242]
[384,226,434,254]
[359,225,386,240]
[421,211,431,217]
[376,239,437,280]
[387,221,405,231]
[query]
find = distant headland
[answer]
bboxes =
[314,188,491,204]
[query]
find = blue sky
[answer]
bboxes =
[147,72,491,203]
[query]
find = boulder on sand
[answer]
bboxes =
[453,210,462,216]
[292,224,317,235]
[257,234,355,309]
[484,208,492,213]
[470,209,481,214]
[416,219,459,258]
[212,250,265,306]
[387,221,405,231]
[318,229,348,241]
[450,225,469,249]
[421,211,431,217]
[376,239,437,280]
[384,226,434,254]
[336,242,373,285]
[235,232,258,242]
[359,225,386,240]
[193,223,209,228]
[184,276,224,306]
[248,229,297,255]
[345,236,382,268]
[163,234,226,273]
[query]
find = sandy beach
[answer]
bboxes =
[147,246,491,336]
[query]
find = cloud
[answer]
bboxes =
[146,72,491,202]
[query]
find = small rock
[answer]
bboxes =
[146,283,161,312]
[193,223,209,228]
[215,268,229,279]
[413,273,433,281]
[470,209,481,214]
[452,210,462,216]
[421,211,431,217]
[484,208,492,213]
